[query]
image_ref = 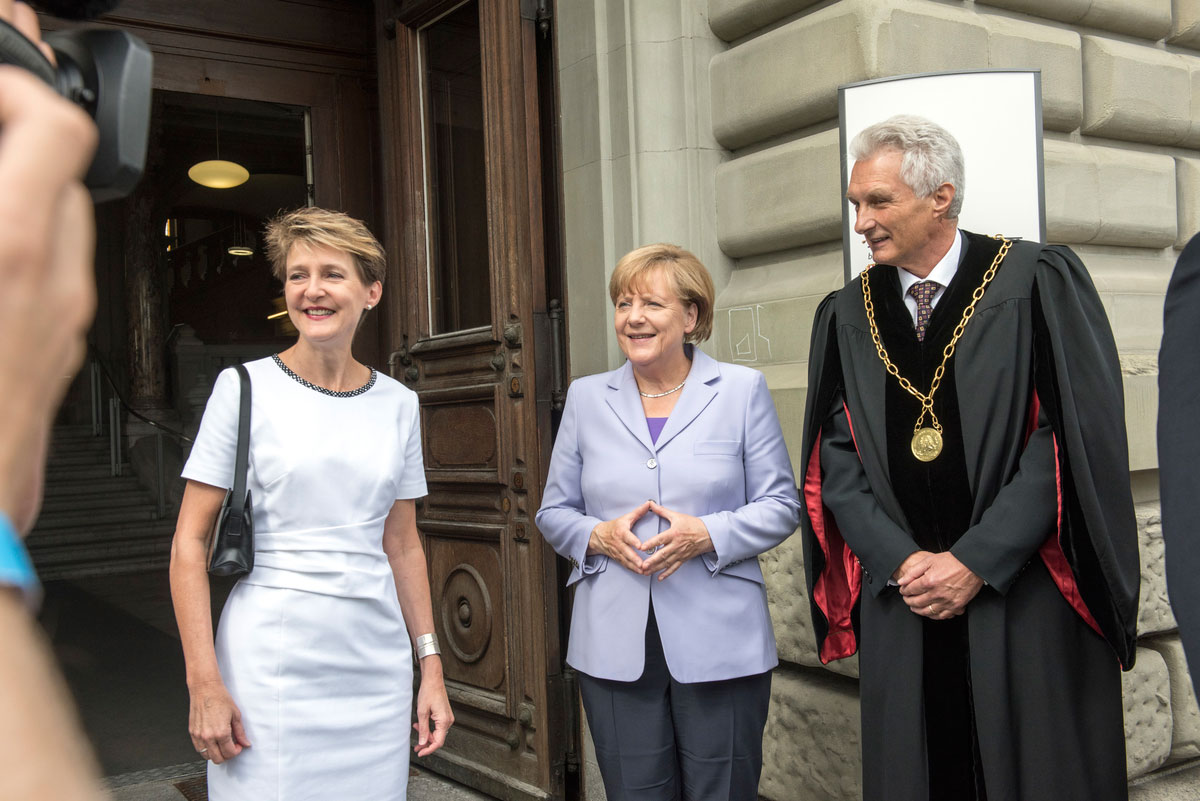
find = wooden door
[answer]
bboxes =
[377,2,568,799]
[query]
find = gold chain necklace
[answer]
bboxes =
[861,236,1012,461]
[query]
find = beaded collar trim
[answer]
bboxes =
[272,354,377,398]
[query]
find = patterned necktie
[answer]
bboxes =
[908,280,939,342]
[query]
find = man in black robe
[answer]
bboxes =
[800,115,1139,801]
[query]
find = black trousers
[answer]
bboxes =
[576,604,772,801]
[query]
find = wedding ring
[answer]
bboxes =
[199,748,208,753]
[927,605,934,614]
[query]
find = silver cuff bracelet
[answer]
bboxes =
[415,632,441,660]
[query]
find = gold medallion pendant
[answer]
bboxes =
[859,236,1012,462]
[911,427,943,462]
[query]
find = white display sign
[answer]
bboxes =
[839,70,1045,280]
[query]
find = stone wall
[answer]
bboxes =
[705,0,1196,797]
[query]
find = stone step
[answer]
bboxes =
[31,541,173,582]
[45,448,116,468]
[42,475,144,498]
[49,423,97,439]
[39,489,155,514]
[44,463,134,482]
[48,433,110,450]
[27,519,174,551]
[33,504,162,531]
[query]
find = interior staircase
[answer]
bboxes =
[28,424,176,581]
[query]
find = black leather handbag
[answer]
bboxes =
[208,363,254,577]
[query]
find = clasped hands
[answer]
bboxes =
[587,501,713,580]
[894,550,984,620]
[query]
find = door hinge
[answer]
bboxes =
[549,299,566,411]
[536,0,552,38]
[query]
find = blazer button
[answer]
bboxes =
[646,458,658,469]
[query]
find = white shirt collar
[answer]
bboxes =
[897,230,963,296]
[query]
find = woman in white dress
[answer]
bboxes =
[169,207,453,800]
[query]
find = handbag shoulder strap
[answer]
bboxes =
[231,363,251,511]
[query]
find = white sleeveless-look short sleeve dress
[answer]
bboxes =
[183,356,427,801]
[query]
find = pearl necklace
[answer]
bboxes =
[638,379,686,398]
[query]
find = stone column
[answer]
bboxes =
[556,0,731,379]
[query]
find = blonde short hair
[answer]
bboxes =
[608,244,715,344]
[264,207,386,285]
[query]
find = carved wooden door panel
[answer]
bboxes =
[378,1,567,799]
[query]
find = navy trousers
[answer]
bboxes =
[576,604,772,801]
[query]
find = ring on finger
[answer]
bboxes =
[927,604,934,614]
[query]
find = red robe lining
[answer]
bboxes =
[809,394,1103,663]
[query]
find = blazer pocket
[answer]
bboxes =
[694,440,743,457]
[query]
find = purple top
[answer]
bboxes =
[646,416,668,444]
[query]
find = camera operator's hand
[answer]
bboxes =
[0,11,104,801]
[0,61,97,534]
[2,1,57,64]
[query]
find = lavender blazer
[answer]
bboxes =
[535,347,802,683]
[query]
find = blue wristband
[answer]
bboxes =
[0,513,40,609]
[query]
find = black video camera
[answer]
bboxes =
[0,15,151,202]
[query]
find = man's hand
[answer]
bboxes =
[892,550,935,584]
[638,501,714,581]
[897,552,984,619]
[587,500,653,573]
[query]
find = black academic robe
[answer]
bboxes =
[800,232,1139,801]
[1159,232,1200,696]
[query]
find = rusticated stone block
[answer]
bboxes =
[713,245,843,366]
[1124,646,1173,779]
[1044,139,1101,244]
[763,530,860,679]
[985,15,1082,133]
[714,129,841,258]
[1082,36,1190,146]
[1091,147,1177,247]
[1180,56,1200,150]
[1046,140,1175,247]
[761,667,862,801]
[1171,0,1200,50]
[1071,244,1175,354]
[1143,635,1200,762]
[976,0,1089,23]
[710,2,867,149]
[1138,502,1177,637]
[875,3,990,79]
[1044,140,1176,247]
[1084,0,1172,40]
[1124,370,1158,473]
[978,0,1171,40]
[1177,157,1200,246]
[707,0,823,42]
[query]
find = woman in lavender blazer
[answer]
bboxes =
[535,244,801,801]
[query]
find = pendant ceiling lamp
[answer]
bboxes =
[227,219,255,257]
[189,109,249,189]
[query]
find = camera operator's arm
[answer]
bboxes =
[0,4,104,797]
[0,591,105,801]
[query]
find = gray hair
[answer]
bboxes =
[849,115,965,219]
